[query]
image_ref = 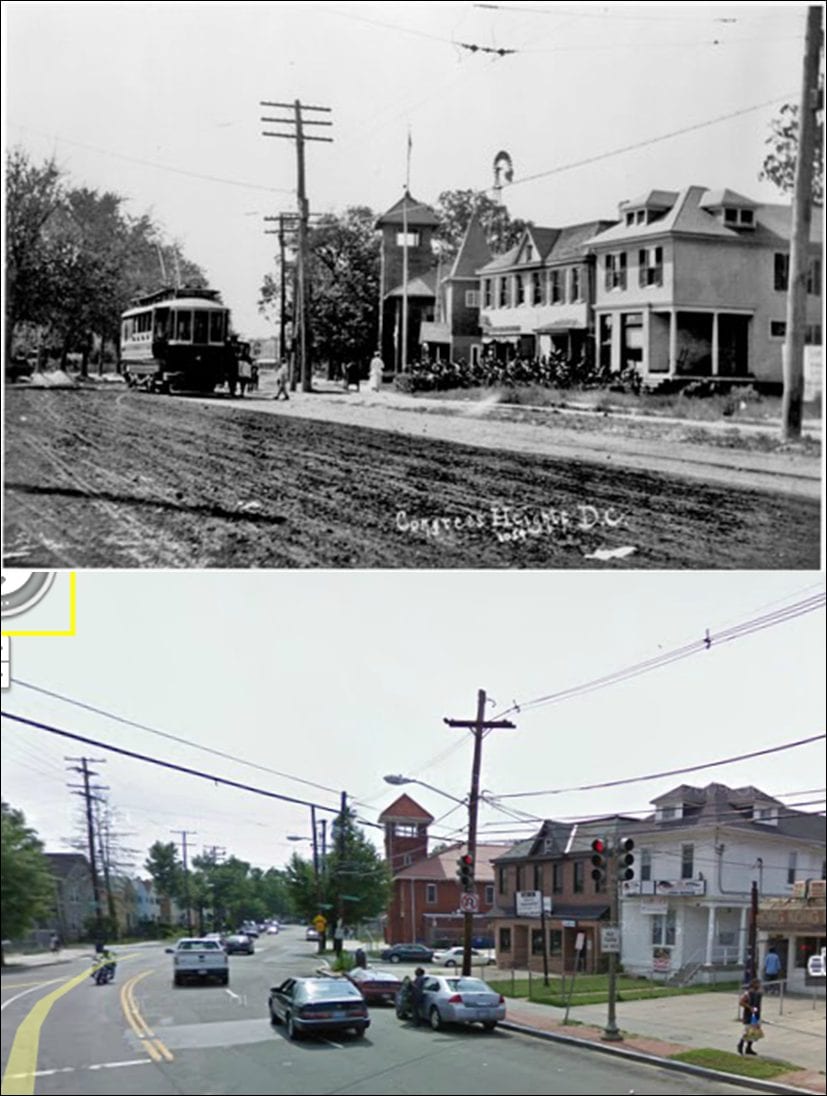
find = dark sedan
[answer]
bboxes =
[223,933,255,955]
[380,943,434,964]
[268,977,370,1040]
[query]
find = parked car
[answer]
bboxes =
[345,966,403,1004]
[268,977,370,1040]
[380,943,434,964]
[305,926,320,941]
[239,922,259,938]
[166,937,229,987]
[431,946,495,968]
[407,974,505,1031]
[223,933,255,955]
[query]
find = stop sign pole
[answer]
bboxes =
[444,690,516,976]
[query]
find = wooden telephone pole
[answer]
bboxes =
[444,691,516,976]
[261,100,332,393]
[781,4,822,440]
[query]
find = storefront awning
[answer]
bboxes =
[535,319,585,334]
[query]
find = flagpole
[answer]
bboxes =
[401,128,411,374]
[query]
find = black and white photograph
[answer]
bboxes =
[2,2,823,569]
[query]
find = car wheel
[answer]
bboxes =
[429,1007,442,1031]
[482,1021,497,1031]
[173,973,182,987]
[287,1014,302,1041]
[221,973,229,986]
[445,959,456,968]
[352,1026,365,1038]
[389,954,401,964]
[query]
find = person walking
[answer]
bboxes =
[763,946,782,994]
[369,350,384,392]
[737,978,764,1056]
[411,967,427,1027]
[273,360,290,401]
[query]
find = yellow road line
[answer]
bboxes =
[1,953,140,1096]
[121,970,174,1063]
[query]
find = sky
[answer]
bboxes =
[1,570,824,876]
[2,1,812,337]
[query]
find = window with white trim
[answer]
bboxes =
[549,269,563,304]
[570,266,582,302]
[638,246,663,287]
[652,910,676,946]
[605,252,627,291]
[426,883,437,904]
[396,230,420,247]
[485,884,494,905]
[681,844,694,880]
[532,271,543,305]
[640,848,652,882]
[499,277,508,308]
[465,289,480,308]
[515,274,525,306]
[483,279,492,308]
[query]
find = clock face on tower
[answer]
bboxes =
[0,571,56,618]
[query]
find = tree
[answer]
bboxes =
[434,188,530,260]
[760,96,824,204]
[1,802,56,965]
[144,841,183,921]
[258,206,380,372]
[4,148,65,362]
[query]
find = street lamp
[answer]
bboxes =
[383,774,467,807]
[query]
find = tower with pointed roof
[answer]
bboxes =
[379,794,434,874]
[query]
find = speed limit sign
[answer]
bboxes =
[459,892,479,913]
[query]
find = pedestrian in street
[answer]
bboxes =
[273,360,290,401]
[411,967,427,1027]
[238,356,252,397]
[50,933,60,954]
[737,978,764,1056]
[764,946,782,994]
[369,349,384,392]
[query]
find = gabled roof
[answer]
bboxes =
[379,794,435,825]
[521,226,560,262]
[376,189,440,228]
[550,219,617,262]
[386,268,439,299]
[446,211,492,280]
[393,842,504,882]
[477,244,520,275]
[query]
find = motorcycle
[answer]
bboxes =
[91,956,117,985]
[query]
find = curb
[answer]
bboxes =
[500,1019,823,1096]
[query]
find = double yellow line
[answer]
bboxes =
[120,971,174,1063]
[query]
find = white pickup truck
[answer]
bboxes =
[167,937,229,987]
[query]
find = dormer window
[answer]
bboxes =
[724,207,738,224]
[525,243,533,263]
[721,207,755,230]
[752,805,779,825]
[657,804,682,821]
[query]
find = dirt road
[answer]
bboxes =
[3,388,821,568]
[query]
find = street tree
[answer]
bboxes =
[434,188,530,260]
[1,802,55,965]
[145,841,183,922]
[760,94,824,204]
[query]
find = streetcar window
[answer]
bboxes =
[193,310,208,344]
[122,320,132,341]
[175,311,192,341]
[209,312,225,343]
[154,308,170,338]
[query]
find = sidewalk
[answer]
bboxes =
[502,990,826,1095]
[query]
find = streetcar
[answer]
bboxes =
[120,286,237,394]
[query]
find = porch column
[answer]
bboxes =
[704,904,716,966]
[668,309,677,375]
[712,312,720,376]
[643,307,650,375]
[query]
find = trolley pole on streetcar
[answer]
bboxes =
[261,99,332,393]
[444,692,516,976]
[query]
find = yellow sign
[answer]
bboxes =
[313,915,327,931]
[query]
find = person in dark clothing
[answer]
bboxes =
[354,947,367,969]
[737,979,763,1055]
[411,967,427,1026]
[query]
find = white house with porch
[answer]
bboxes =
[584,186,822,390]
[619,783,825,984]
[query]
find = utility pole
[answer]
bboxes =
[444,691,516,976]
[781,4,821,440]
[172,829,197,936]
[261,99,333,393]
[66,757,107,945]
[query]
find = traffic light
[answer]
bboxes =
[458,853,474,891]
[617,837,635,881]
[590,838,607,885]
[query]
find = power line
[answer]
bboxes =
[474,3,795,25]
[493,593,825,719]
[504,94,795,190]
[2,711,341,816]
[494,733,825,800]
[11,678,342,798]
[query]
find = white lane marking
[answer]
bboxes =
[1,979,65,1012]
[4,1059,150,1080]
[225,988,242,1003]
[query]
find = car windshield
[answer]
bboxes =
[178,940,220,951]
[444,978,489,992]
[304,981,361,1000]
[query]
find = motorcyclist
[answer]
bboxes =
[93,949,117,984]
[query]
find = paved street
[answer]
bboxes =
[1,929,762,1096]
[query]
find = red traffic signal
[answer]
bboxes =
[590,837,607,884]
[458,853,475,890]
[591,838,606,855]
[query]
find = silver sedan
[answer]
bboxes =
[419,975,506,1031]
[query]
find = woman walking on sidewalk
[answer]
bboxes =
[737,978,764,1056]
